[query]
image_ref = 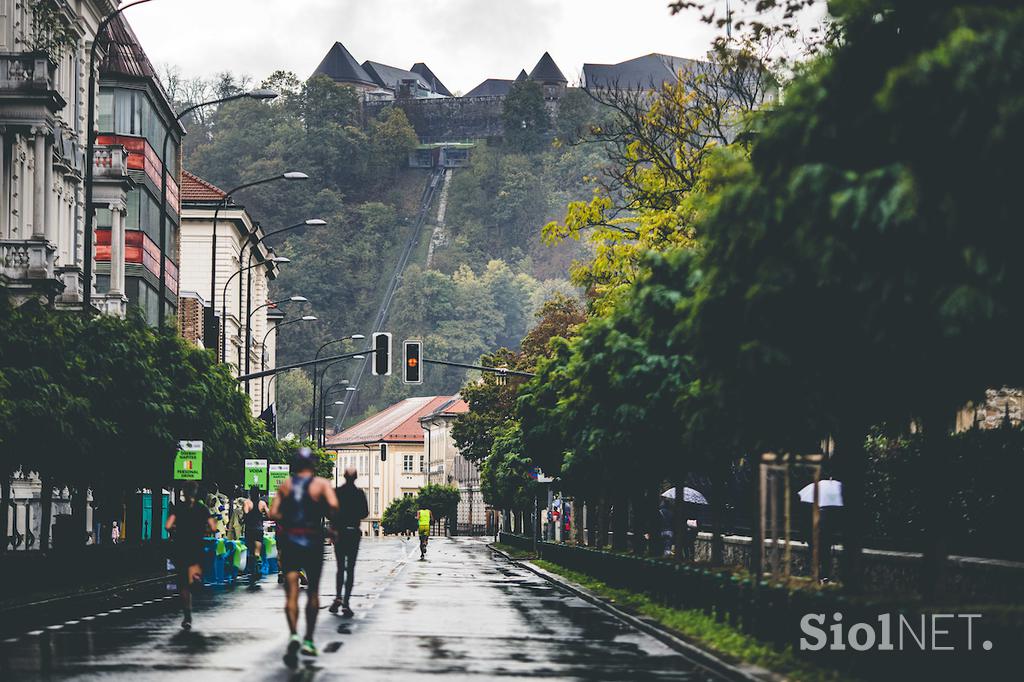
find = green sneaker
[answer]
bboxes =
[301,638,318,657]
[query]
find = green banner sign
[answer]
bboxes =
[244,459,268,491]
[174,441,203,481]
[268,464,290,498]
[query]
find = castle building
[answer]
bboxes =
[582,52,700,90]
[311,42,450,101]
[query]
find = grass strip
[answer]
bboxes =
[533,559,861,682]
[491,542,537,560]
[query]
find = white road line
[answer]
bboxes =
[26,630,44,636]
[3,637,20,644]
[64,620,80,626]
[45,625,63,631]
[81,616,95,621]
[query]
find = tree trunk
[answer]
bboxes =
[0,475,10,553]
[648,483,662,557]
[39,475,53,552]
[837,420,869,595]
[920,410,950,601]
[711,460,728,566]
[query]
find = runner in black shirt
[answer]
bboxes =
[166,482,216,630]
[329,466,368,617]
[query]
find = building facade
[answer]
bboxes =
[326,396,456,535]
[420,396,487,534]
[177,170,280,415]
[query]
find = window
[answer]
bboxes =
[403,455,414,473]
[373,490,379,514]
[419,455,425,473]
[403,492,413,498]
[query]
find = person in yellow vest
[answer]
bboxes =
[417,508,432,560]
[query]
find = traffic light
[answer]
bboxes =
[403,340,422,384]
[371,332,392,376]
[380,442,388,462]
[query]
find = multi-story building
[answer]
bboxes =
[326,396,456,536]
[94,14,183,325]
[177,170,281,415]
[419,396,488,535]
[1,0,116,308]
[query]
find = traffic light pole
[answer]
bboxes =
[236,349,374,382]
[422,358,536,378]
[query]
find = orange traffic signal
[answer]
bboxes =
[403,340,422,384]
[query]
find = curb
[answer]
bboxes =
[488,544,781,682]
[0,572,173,616]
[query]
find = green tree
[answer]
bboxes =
[416,483,461,532]
[502,80,550,152]
[382,495,418,534]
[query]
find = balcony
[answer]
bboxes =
[93,145,130,181]
[0,52,66,118]
[0,239,60,298]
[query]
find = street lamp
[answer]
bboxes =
[207,172,308,331]
[242,219,327,384]
[221,256,289,363]
[155,88,280,328]
[259,314,317,412]
[309,334,366,434]
[249,295,308,322]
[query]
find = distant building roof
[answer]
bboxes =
[181,170,228,204]
[515,69,529,82]
[582,53,701,90]
[363,60,432,92]
[529,52,567,84]
[419,395,469,422]
[312,42,376,86]
[411,62,453,97]
[326,396,456,446]
[464,78,514,98]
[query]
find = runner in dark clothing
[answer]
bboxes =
[269,447,339,665]
[329,466,369,617]
[243,485,269,581]
[166,482,216,630]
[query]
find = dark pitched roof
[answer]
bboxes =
[411,62,453,97]
[362,60,431,91]
[99,14,179,127]
[311,42,376,86]
[582,53,700,90]
[515,69,529,82]
[529,52,567,84]
[464,78,514,98]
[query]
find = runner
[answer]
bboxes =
[417,507,432,560]
[269,447,339,665]
[165,482,216,630]
[242,485,269,582]
[329,466,368,617]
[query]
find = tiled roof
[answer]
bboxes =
[363,61,432,91]
[515,69,529,83]
[529,52,567,84]
[312,42,376,86]
[326,396,456,446]
[419,396,469,422]
[181,170,228,203]
[99,15,178,122]
[582,53,700,90]
[411,63,453,97]
[464,78,514,98]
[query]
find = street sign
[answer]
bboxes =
[268,463,289,499]
[372,332,392,376]
[174,441,203,480]
[244,459,269,491]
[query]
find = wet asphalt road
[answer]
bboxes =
[0,537,726,681]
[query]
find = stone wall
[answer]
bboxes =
[364,96,508,142]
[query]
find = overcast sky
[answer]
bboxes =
[126,0,738,95]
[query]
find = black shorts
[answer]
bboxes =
[280,538,324,584]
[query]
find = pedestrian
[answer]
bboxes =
[329,466,368,617]
[165,483,216,630]
[658,498,674,557]
[242,485,269,582]
[269,447,339,665]
[110,521,120,545]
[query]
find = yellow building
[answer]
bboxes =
[325,396,456,536]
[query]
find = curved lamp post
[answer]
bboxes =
[320,387,356,446]
[309,334,366,435]
[156,88,279,327]
[259,314,317,412]
[242,219,327,385]
[221,256,289,363]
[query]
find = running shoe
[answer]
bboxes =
[342,604,354,618]
[301,638,318,657]
[283,634,300,666]
[181,614,192,631]
[329,597,343,614]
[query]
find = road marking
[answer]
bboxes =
[45,625,63,630]
[26,630,44,636]
[64,620,80,626]
[3,637,20,644]
[81,616,95,621]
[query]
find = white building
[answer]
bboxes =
[178,170,282,415]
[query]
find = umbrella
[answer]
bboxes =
[660,487,708,505]
[797,480,843,507]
